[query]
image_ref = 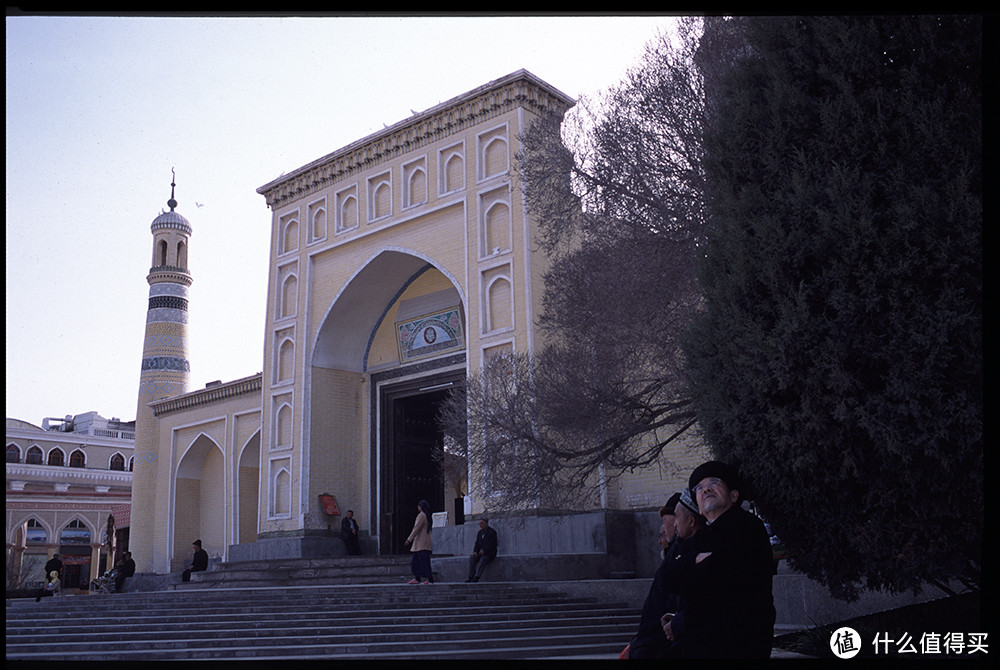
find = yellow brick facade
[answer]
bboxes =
[130,70,709,570]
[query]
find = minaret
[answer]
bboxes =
[130,170,193,573]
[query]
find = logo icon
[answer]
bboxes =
[831,626,862,659]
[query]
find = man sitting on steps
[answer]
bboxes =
[466,519,499,583]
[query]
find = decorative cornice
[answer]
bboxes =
[147,266,193,287]
[151,373,263,416]
[256,69,575,209]
[5,429,134,448]
[6,463,133,485]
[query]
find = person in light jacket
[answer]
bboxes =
[404,499,434,584]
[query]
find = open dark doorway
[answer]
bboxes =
[379,372,463,554]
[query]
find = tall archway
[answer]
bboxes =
[311,249,467,554]
[236,431,261,545]
[174,434,225,565]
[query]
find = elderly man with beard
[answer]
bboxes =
[662,461,776,659]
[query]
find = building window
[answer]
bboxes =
[6,443,20,463]
[47,448,65,467]
[26,446,43,464]
[70,450,86,468]
[110,454,125,471]
[60,519,90,545]
[26,518,47,544]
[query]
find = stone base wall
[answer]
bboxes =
[228,534,375,562]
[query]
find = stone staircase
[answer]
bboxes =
[6,569,640,660]
[182,554,418,588]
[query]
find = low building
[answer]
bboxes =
[6,412,134,592]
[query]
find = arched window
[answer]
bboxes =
[159,239,168,266]
[340,194,358,231]
[128,456,135,472]
[109,454,125,471]
[282,218,299,254]
[371,181,391,220]
[70,449,86,468]
[273,469,291,516]
[6,443,20,463]
[60,519,91,545]
[26,446,43,464]
[276,404,292,448]
[47,448,65,467]
[26,518,47,544]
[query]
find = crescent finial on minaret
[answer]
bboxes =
[168,167,178,211]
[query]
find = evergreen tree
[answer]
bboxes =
[686,16,982,599]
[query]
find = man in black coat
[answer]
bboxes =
[44,553,63,580]
[624,493,683,659]
[465,519,499,582]
[182,540,209,582]
[663,461,776,659]
[341,509,361,555]
[113,551,136,592]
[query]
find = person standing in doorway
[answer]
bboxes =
[341,510,361,555]
[404,500,434,584]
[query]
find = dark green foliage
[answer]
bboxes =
[686,16,981,599]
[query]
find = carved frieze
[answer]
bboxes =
[257,71,574,209]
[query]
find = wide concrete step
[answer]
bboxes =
[186,555,416,586]
[8,601,628,630]
[8,611,639,640]
[6,582,640,660]
[7,620,635,650]
[7,632,633,661]
[8,590,604,618]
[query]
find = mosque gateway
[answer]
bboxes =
[128,70,707,577]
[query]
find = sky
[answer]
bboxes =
[6,13,683,427]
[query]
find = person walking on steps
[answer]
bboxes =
[404,499,434,584]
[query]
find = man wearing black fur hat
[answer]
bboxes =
[661,461,775,658]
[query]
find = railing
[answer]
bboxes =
[92,429,135,440]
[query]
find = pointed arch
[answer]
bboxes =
[486,274,514,332]
[275,403,293,448]
[277,338,295,382]
[47,447,65,467]
[482,135,509,179]
[69,449,86,468]
[312,247,467,373]
[174,433,226,564]
[280,273,298,319]
[236,429,261,544]
[443,150,464,193]
[271,466,291,517]
[484,200,512,255]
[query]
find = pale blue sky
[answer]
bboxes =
[6,14,681,425]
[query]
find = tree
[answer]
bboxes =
[686,16,982,599]
[440,19,708,510]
